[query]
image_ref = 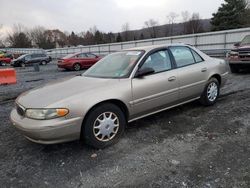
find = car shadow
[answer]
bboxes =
[16,99,221,158]
[124,100,214,147]
[232,68,250,74]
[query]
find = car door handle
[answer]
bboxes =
[201,68,207,72]
[168,76,176,82]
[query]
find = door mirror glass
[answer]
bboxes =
[135,67,155,78]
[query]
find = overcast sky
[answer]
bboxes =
[0,0,224,35]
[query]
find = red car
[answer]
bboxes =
[0,57,12,66]
[57,52,101,71]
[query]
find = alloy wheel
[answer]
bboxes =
[74,64,81,71]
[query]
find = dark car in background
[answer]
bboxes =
[11,53,52,67]
[228,35,250,73]
[57,52,101,71]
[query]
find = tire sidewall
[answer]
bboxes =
[83,103,126,148]
[41,61,47,65]
[199,78,220,106]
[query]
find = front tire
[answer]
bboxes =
[82,103,126,149]
[199,78,220,106]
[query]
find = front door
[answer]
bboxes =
[131,49,179,118]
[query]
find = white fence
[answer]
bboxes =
[2,27,250,59]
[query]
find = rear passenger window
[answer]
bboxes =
[87,54,97,58]
[77,53,87,58]
[170,46,195,68]
[191,50,203,63]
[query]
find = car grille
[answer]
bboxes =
[239,51,250,58]
[16,103,26,117]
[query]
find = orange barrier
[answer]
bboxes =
[0,68,17,85]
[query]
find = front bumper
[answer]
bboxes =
[228,60,250,65]
[228,56,250,64]
[221,71,229,87]
[10,108,83,144]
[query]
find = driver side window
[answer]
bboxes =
[25,55,31,61]
[141,50,172,73]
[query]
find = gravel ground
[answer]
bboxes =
[0,62,250,188]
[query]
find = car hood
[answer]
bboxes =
[17,76,121,108]
[233,45,250,51]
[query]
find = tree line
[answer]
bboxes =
[1,0,250,49]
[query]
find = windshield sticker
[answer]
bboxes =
[126,52,141,56]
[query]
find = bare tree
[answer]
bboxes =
[29,26,47,47]
[83,30,95,45]
[89,26,98,35]
[0,24,4,47]
[167,12,179,36]
[103,32,115,43]
[6,24,32,48]
[186,13,204,34]
[181,11,191,34]
[144,19,158,38]
[122,22,130,41]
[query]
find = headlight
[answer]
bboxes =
[230,51,239,55]
[25,108,69,120]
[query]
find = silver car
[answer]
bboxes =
[10,44,229,148]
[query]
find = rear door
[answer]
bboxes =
[24,55,33,64]
[169,46,208,101]
[131,49,179,118]
[34,54,42,63]
[30,54,40,64]
[86,53,99,66]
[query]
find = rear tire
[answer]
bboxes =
[230,65,239,73]
[199,78,220,106]
[82,103,126,149]
[73,63,81,71]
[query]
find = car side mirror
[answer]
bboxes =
[135,67,155,78]
[234,42,240,47]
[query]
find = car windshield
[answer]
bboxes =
[16,54,27,60]
[83,51,143,78]
[241,35,250,45]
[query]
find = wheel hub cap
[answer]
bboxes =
[93,112,119,142]
[207,82,218,102]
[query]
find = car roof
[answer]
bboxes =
[73,52,87,55]
[126,43,191,52]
